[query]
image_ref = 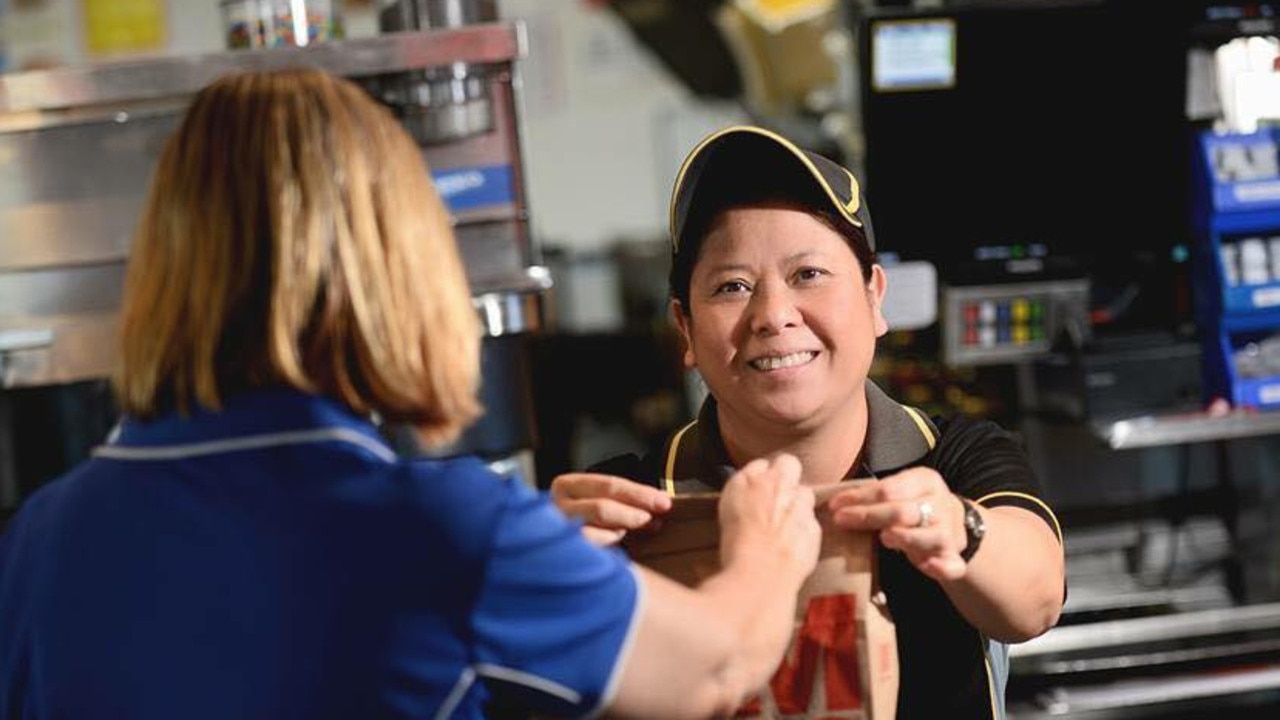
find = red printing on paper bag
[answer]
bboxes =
[736,593,863,718]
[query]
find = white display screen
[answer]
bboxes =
[871,19,957,91]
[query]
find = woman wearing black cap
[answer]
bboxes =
[551,125,1066,720]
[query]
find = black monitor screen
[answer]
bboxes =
[858,0,1193,326]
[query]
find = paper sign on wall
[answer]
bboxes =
[82,0,165,56]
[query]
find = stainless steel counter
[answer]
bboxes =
[1096,409,1280,450]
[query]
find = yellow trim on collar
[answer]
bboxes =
[662,420,697,496]
[901,405,938,450]
[983,646,1000,720]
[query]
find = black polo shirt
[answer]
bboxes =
[590,381,1063,720]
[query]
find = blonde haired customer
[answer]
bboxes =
[0,70,820,720]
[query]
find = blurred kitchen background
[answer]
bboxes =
[3,0,1280,716]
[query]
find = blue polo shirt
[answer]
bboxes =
[0,388,640,719]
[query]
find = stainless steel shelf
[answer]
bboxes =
[1011,664,1280,718]
[0,23,524,115]
[1010,601,1280,659]
[1094,410,1280,449]
[0,314,117,389]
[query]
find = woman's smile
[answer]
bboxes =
[748,350,819,372]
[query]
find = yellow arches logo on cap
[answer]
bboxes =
[669,124,864,252]
[840,166,861,216]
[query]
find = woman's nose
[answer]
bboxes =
[748,285,801,335]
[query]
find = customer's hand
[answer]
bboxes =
[550,473,672,546]
[827,467,969,582]
[718,454,820,582]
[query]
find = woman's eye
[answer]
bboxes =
[714,280,751,295]
[795,267,827,282]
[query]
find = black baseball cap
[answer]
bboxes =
[668,125,875,255]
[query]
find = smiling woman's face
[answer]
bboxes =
[673,204,887,434]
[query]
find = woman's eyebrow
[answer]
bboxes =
[701,262,754,275]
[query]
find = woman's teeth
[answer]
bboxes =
[751,351,816,371]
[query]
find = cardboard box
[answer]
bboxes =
[623,484,898,719]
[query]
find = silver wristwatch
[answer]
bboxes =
[957,496,986,563]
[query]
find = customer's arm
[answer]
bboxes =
[604,455,820,720]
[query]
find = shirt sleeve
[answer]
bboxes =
[932,416,1063,544]
[470,478,641,719]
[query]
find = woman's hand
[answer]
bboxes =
[826,467,970,582]
[718,454,820,582]
[550,473,673,546]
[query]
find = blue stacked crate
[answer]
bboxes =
[1193,128,1280,409]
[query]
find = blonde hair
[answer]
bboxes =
[117,68,482,447]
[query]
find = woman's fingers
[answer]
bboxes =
[826,467,970,580]
[828,467,940,508]
[830,500,916,529]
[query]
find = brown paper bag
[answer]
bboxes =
[623,483,898,720]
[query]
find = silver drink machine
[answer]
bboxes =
[0,18,547,518]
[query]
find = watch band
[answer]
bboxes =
[957,495,986,563]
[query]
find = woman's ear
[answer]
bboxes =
[670,299,697,369]
[868,264,889,338]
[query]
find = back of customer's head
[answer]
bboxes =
[117,68,481,447]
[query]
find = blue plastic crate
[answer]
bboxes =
[1193,128,1280,410]
[1199,130,1280,214]
[1202,325,1280,411]
[1233,374,1280,409]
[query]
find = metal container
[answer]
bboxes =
[374,0,498,144]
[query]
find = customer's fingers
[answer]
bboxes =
[580,525,628,547]
[550,473,671,545]
[768,453,802,489]
[551,473,672,512]
[558,497,659,532]
[719,455,802,526]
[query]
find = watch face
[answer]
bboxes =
[965,510,985,537]
[959,498,984,563]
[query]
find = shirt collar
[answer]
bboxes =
[107,387,388,453]
[862,380,938,473]
[666,380,938,492]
